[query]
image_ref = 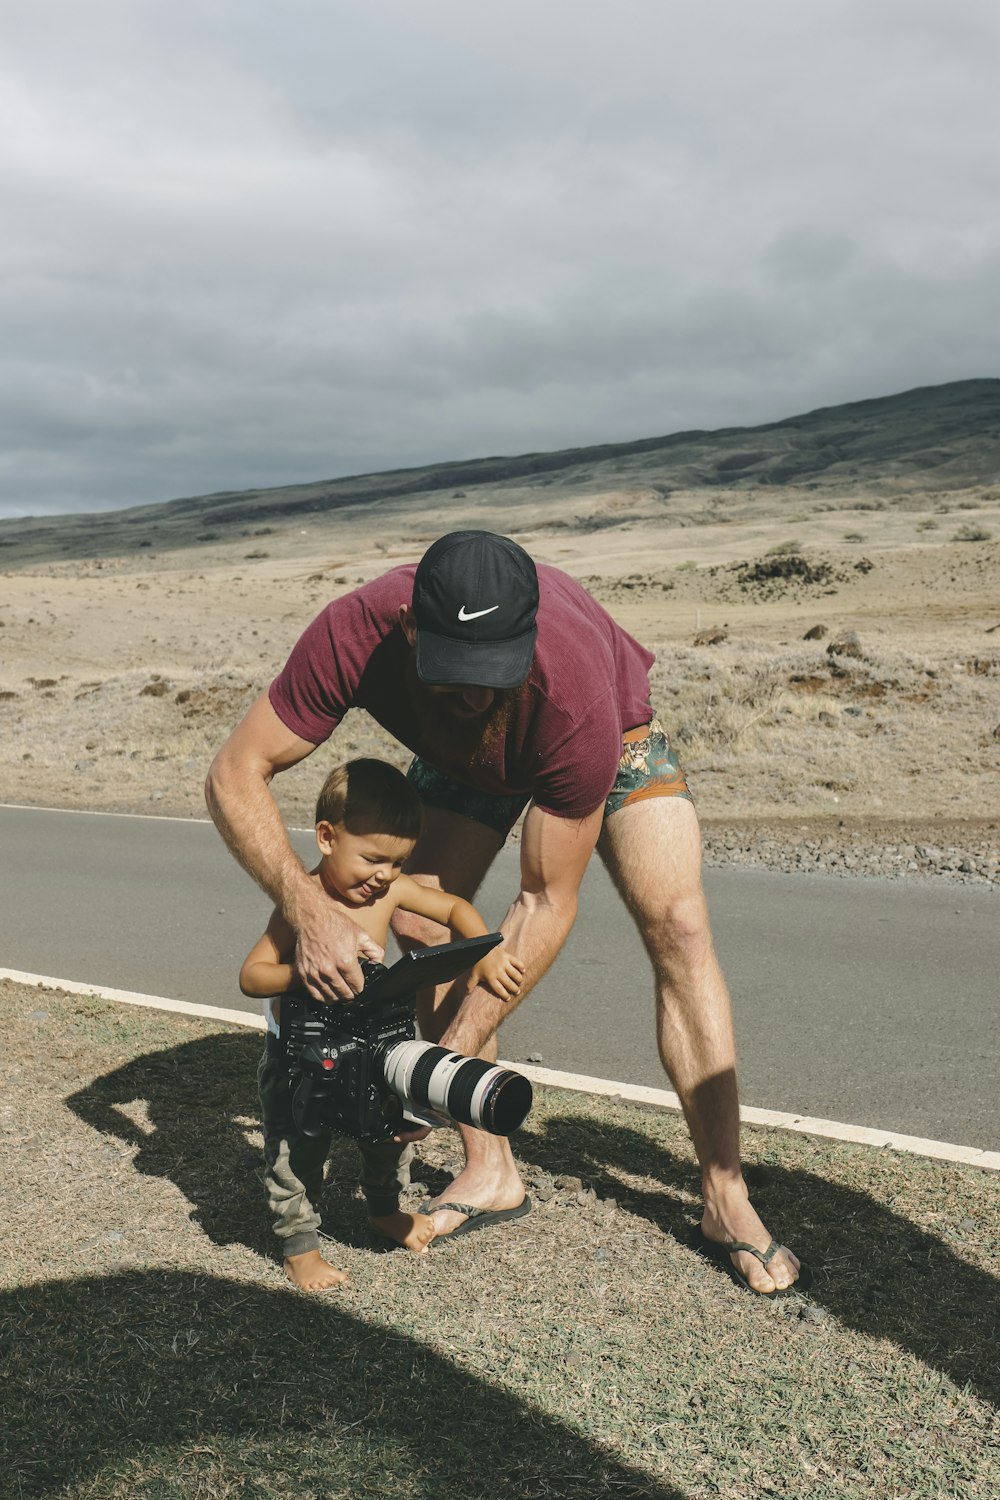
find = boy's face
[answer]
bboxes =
[315,822,416,904]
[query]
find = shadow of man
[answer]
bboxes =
[1,1269,685,1499]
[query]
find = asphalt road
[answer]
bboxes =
[2,804,997,1149]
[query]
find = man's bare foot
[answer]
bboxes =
[700,1178,802,1295]
[284,1248,349,1292]
[369,1209,437,1253]
[424,1160,527,1237]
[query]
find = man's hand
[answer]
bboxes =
[292,884,385,1003]
[207,693,378,1001]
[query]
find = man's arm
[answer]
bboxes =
[205,692,381,1001]
[438,800,604,1057]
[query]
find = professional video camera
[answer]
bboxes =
[279,934,533,1144]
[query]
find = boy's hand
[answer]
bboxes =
[469,945,525,1002]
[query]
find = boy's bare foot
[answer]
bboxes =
[284,1248,349,1292]
[369,1209,437,1253]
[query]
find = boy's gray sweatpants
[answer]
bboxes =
[258,1034,413,1260]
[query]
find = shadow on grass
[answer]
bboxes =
[69,1029,329,1258]
[68,1033,999,1425]
[1,1269,681,1499]
[516,1108,1000,1411]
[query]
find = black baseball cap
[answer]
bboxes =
[412,531,539,688]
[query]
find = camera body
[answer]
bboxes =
[281,959,422,1141]
[278,937,533,1144]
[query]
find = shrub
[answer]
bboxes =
[952,524,992,542]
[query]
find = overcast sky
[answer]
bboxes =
[2,0,999,518]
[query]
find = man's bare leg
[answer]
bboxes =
[406,1031,528,1237]
[391,808,527,1236]
[597,796,802,1294]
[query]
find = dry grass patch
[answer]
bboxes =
[2,981,998,1499]
[644,638,999,819]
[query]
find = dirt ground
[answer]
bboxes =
[1,477,998,882]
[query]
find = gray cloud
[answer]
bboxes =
[2,0,999,516]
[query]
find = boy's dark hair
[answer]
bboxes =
[315,758,423,840]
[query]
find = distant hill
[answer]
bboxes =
[2,378,998,564]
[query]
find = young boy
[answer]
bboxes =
[240,757,525,1292]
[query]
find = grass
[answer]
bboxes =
[952,524,993,542]
[2,980,998,1499]
[643,636,1000,820]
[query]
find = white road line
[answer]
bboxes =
[0,802,315,834]
[1,968,266,1032]
[4,967,998,1172]
[520,1063,1000,1171]
[0,801,209,825]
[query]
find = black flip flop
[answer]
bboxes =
[421,1197,533,1239]
[693,1227,813,1297]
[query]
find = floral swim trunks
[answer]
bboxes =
[406,716,692,837]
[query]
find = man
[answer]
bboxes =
[206,530,804,1296]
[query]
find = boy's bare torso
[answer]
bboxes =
[270,866,430,1011]
[312,864,426,947]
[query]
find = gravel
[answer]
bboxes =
[701,820,1000,889]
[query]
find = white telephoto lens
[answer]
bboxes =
[468,1064,506,1122]
[423,1052,467,1113]
[381,1039,531,1134]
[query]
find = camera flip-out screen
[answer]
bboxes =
[363,934,503,1005]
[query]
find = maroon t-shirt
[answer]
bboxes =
[269,564,655,819]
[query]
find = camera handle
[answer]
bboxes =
[291,1070,325,1137]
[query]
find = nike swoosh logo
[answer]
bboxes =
[458,604,500,621]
